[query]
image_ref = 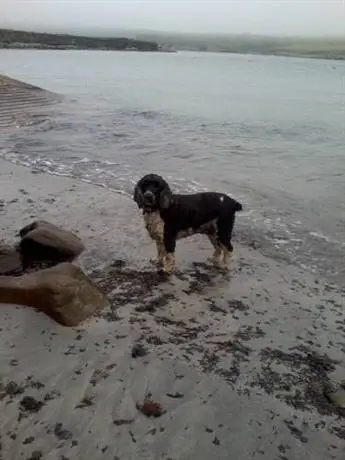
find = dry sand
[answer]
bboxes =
[0,158,344,460]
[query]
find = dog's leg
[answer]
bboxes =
[150,240,166,266]
[157,241,167,265]
[207,234,223,267]
[144,211,166,266]
[221,241,233,265]
[163,252,175,274]
[217,215,235,267]
[162,229,176,274]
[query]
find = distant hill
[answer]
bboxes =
[0,28,343,60]
[0,28,159,51]
[133,31,345,60]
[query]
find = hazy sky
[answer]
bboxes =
[1,0,344,37]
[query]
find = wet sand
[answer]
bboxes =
[0,158,344,459]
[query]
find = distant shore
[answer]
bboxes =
[1,28,344,59]
[0,28,162,52]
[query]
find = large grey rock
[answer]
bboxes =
[0,263,108,326]
[0,243,23,276]
[19,220,84,265]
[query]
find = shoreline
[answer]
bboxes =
[1,44,344,60]
[0,44,173,53]
[1,158,344,459]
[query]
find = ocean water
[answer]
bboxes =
[0,50,344,286]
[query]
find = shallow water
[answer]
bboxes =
[0,50,344,286]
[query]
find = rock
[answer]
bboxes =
[0,263,108,326]
[19,220,84,265]
[0,243,23,275]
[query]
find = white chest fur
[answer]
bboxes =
[143,211,164,242]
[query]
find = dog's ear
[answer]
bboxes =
[159,185,172,209]
[133,185,144,208]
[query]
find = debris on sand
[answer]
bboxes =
[325,387,345,409]
[166,392,184,399]
[113,419,134,426]
[136,397,166,417]
[54,422,73,440]
[19,396,44,413]
[26,451,43,460]
[131,343,148,358]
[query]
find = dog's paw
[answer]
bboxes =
[211,258,229,270]
[149,258,158,266]
[208,256,222,266]
[158,263,174,276]
[157,268,172,278]
[150,258,164,267]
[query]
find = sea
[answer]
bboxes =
[0,50,344,287]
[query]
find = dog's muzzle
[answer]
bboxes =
[143,190,156,210]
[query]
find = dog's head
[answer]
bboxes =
[133,174,172,212]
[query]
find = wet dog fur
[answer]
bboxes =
[133,173,243,274]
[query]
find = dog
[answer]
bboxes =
[133,173,243,274]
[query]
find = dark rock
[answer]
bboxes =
[19,220,84,266]
[131,343,148,358]
[0,262,109,326]
[0,243,23,275]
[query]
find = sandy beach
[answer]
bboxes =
[0,158,344,459]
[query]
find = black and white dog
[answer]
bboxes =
[133,173,243,274]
